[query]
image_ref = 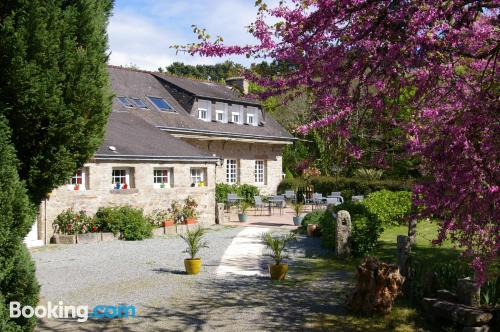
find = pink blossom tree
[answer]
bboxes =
[181,0,499,284]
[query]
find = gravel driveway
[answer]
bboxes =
[31,225,350,331]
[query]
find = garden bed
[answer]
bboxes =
[51,232,116,244]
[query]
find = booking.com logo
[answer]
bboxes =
[10,301,136,322]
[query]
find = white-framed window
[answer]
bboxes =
[247,114,255,125]
[231,112,240,124]
[198,108,208,120]
[216,110,224,122]
[255,160,265,183]
[111,168,130,189]
[68,169,86,190]
[226,159,238,183]
[153,168,172,188]
[190,168,206,187]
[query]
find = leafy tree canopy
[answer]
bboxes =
[183,0,499,284]
[0,0,113,204]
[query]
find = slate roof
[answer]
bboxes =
[107,66,295,142]
[153,73,259,106]
[95,111,218,161]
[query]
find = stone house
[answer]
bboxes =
[32,66,294,245]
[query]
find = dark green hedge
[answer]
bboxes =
[278,176,412,201]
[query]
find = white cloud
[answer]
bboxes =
[107,0,280,70]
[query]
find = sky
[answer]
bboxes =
[107,0,270,71]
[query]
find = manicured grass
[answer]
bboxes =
[374,219,462,264]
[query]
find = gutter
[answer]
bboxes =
[156,126,298,142]
[94,154,219,163]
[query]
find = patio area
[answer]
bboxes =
[224,206,311,229]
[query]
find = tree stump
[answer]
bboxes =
[347,257,405,314]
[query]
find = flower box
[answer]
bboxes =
[175,224,189,234]
[100,232,116,242]
[152,227,165,236]
[163,219,175,227]
[184,218,197,225]
[50,234,76,244]
[77,233,100,244]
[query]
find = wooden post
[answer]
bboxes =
[397,235,411,277]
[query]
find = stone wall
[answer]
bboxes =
[38,160,216,243]
[184,139,284,195]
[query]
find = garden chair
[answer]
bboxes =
[272,195,285,215]
[326,196,343,206]
[227,193,240,211]
[284,190,296,202]
[352,195,364,202]
[254,196,264,215]
[312,193,324,209]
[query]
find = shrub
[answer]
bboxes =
[182,196,199,220]
[300,209,325,232]
[54,209,95,234]
[215,183,260,204]
[318,210,336,249]
[94,206,152,240]
[363,190,412,226]
[215,183,235,203]
[0,245,40,331]
[278,176,411,201]
[0,117,38,331]
[333,201,384,257]
[147,209,172,227]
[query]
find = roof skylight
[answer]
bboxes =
[148,96,173,112]
[131,97,148,109]
[117,96,134,108]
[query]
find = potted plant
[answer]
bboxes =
[179,227,209,275]
[260,232,297,280]
[182,196,198,224]
[238,201,251,222]
[291,202,304,226]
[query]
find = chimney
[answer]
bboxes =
[225,77,249,95]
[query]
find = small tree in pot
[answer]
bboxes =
[179,227,209,275]
[260,232,297,280]
[238,201,251,222]
[291,202,304,226]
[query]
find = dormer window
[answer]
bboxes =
[232,112,240,123]
[198,108,208,120]
[117,96,134,108]
[216,110,224,122]
[148,96,174,112]
[247,114,255,125]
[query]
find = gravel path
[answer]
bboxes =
[31,226,351,331]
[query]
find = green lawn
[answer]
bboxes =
[374,219,462,264]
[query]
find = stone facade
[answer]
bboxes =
[184,139,284,195]
[38,160,216,243]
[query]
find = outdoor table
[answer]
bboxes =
[267,197,284,216]
[227,196,243,211]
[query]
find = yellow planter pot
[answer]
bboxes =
[184,258,202,275]
[269,264,288,280]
